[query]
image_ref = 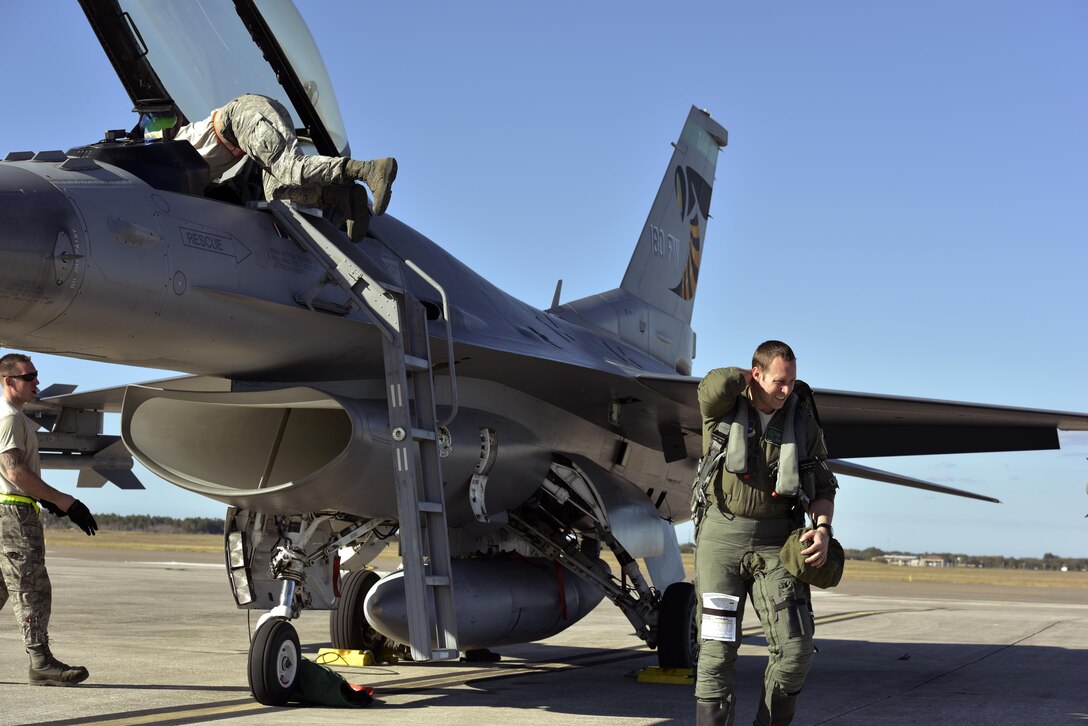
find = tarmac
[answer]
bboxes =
[0,547,1085,725]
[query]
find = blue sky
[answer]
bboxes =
[1,1,1085,558]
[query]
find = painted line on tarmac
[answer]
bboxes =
[25,698,279,725]
[738,609,931,646]
[813,608,932,626]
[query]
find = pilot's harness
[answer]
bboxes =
[691,386,823,537]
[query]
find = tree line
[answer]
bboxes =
[680,542,1084,570]
[42,512,224,535]
[845,546,1086,572]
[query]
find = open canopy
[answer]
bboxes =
[80,0,349,156]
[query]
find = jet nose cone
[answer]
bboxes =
[0,160,83,334]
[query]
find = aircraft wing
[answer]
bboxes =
[635,372,1088,499]
[35,360,1088,462]
[814,388,1088,457]
[38,375,233,413]
[635,373,1088,456]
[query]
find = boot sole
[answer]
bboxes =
[373,159,397,216]
[30,672,89,686]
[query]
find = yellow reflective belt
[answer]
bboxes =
[0,494,40,513]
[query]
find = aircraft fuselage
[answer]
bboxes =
[0,149,694,541]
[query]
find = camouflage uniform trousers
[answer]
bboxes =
[0,504,51,647]
[219,94,367,228]
[694,507,814,709]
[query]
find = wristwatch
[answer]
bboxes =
[816,522,834,538]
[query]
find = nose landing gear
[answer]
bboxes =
[249,544,307,706]
[248,618,301,706]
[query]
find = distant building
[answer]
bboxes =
[878,554,948,567]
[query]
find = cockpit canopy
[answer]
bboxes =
[80,0,349,157]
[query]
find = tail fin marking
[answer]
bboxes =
[621,107,727,324]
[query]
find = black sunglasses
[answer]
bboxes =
[6,372,38,382]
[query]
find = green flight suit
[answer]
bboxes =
[694,367,837,720]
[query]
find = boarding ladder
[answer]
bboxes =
[267,201,459,661]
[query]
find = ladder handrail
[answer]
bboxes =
[267,201,398,341]
[404,259,458,428]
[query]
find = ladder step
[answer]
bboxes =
[403,354,430,371]
[418,501,443,513]
[412,427,436,441]
[425,575,451,587]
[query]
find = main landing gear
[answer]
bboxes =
[656,581,698,669]
[329,569,389,652]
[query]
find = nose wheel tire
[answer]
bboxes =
[330,569,389,652]
[657,581,699,669]
[248,618,301,706]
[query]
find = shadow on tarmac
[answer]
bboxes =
[321,636,1088,724]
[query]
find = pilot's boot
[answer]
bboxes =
[323,184,372,242]
[696,696,735,726]
[28,643,89,686]
[753,690,798,726]
[345,158,397,216]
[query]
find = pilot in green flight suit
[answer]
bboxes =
[694,341,838,726]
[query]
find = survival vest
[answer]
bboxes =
[691,386,821,533]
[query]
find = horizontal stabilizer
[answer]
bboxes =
[827,459,999,503]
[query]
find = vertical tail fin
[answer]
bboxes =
[550,107,726,375]
[621,107,727,325]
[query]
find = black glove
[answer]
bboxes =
[66,499,98,536]
[39,499,65,517]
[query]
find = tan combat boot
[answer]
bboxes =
[345,158,398,216]
[323,184,372,242]
[28,643,89,686]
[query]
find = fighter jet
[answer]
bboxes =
[2,0,1087,706]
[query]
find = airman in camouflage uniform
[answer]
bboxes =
[694,341,838,725]
[175,93,397,241]
[1,353,99,686]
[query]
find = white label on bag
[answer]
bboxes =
[701,592,741,642]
